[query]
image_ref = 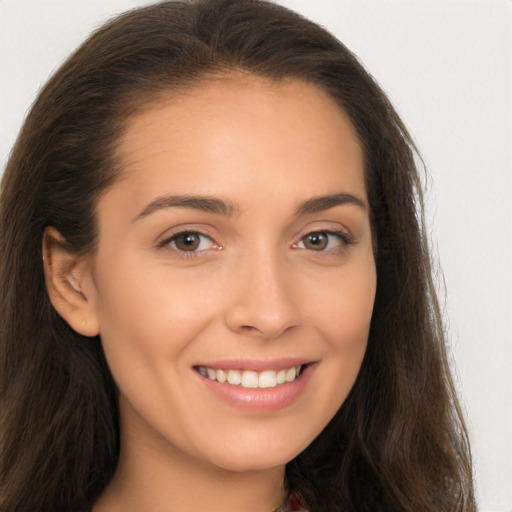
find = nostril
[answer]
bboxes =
[240,325,260,334]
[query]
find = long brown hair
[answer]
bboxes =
[0,1,475,510]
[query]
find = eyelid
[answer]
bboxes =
[292,229,355,251]
[157,227,222,254]
[155,223,215,244]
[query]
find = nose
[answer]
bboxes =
[224,249,301,339]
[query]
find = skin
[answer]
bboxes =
[44,73,376,512]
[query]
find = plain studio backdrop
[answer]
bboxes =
[0,1,510,510]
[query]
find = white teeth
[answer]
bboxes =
[285,367,297,382]
[216,369,226,383]
[227,370,241,386]
[198,364,304,389]
[259,370,277,388]
[241,371,259,388]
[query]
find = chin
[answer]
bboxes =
[199,434,310,473]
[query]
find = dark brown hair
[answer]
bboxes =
[0,1,475,510]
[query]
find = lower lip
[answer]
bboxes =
[196,364,315,412]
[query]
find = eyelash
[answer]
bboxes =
[159,229,353,257]
[158,231,220,256]
[292,230,354,252]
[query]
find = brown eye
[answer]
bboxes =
[296,230,351,252]
[173,232,201,251]
[166,231,217,253]
[302,232,329,251]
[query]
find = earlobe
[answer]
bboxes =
[42,227,100,337]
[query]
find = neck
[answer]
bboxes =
[94,401,286,512]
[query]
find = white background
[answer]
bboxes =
[0,1,510,510]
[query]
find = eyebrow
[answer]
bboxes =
[133,195,238,222]
[133,191,366,222]
[295,193,367,215]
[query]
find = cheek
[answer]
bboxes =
[310,255,376,345]
[92,264,224,448]
[92,260,219,388]
[95,253,217,331]
[309,258,376,398]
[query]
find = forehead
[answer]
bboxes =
[111,72,366,206]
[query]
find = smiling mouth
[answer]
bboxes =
[195,364,307,389]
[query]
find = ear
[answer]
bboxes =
[42,226,100,337]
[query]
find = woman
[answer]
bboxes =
[0,0,475,511]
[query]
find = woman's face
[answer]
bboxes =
[85,74,376,472]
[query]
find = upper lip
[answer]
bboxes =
[194,357,315,372]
